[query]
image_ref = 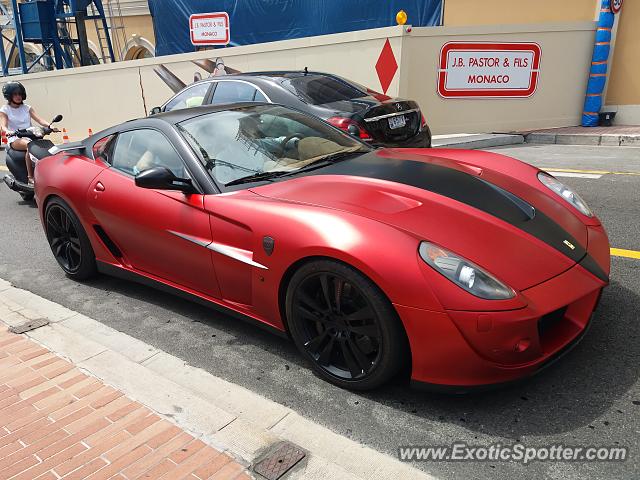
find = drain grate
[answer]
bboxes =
[9,318,49,334]
[254,442,306,480]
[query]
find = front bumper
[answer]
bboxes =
[400,229,609,390]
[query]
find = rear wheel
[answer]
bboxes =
[45,198,96,280]
[286,260,407,390]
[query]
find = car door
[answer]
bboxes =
[87,127,221,299]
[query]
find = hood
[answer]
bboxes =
[251,150,593,291]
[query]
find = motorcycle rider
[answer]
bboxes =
[0,82,56,185]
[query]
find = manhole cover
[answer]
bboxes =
[254,442,306,480]
[9,318,49,334]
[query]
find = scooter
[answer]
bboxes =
[3,114,63,201]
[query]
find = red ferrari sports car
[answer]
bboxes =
[35,103,610,391]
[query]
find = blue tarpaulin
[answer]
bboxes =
[148,0,443,56]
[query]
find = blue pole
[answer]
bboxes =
[10,0,28,74]
[582,0,615,127]
[0,32,8,76]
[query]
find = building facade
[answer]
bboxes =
[2,0,638,125]
[443,0,640,124]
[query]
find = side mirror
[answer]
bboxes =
[51,114,63,123]
[135,167,195,193]
[150,106,162,115]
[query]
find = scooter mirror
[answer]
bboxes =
[51,114,63,123]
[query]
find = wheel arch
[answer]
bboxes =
[276,255,413,373]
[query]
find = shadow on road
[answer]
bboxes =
[73,269,639,440]
[363,279,639,439]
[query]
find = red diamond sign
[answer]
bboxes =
[375,39,398,94]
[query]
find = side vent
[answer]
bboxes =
[93,225,123,258]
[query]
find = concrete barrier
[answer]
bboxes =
[5,22,596,141]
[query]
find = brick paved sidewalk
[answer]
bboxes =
[0,326,251,480]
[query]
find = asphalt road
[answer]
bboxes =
[1,144,639,480]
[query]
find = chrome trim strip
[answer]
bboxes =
[363,108,419,123]
[167,230,268,270]
[206,242,269,270]
[210,79,273,103]
[168,230,210,247]
[163,79,273,110]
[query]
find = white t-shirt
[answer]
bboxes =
[0,103,32,144]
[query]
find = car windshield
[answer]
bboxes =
[281,75,368,105]
[176,105,370,186]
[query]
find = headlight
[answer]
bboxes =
[538,172,593,217]
[419,242,515,300]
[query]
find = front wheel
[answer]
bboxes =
[286,260,408,390]
[45,197,96,280]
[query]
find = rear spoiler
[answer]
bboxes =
[48,141,87,156]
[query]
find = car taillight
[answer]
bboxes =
[327,116,372,141]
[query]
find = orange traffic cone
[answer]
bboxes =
[88,128,93,137]
[62,128,69,144]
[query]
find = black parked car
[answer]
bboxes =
[151,71,431,148]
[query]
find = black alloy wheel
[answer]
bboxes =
[286,260,407,390]
[45,198,96,280]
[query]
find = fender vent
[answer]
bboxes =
[93,225,122,258]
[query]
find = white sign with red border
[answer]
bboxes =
[190,12,230,46]
[611,0,623,14]
[438,42,542,98]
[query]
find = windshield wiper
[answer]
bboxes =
[224,149,366,187]
[280,150,365,176]
[224,170,289,187]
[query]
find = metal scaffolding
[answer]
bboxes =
[90,0,126,62]
[0,0,125,75]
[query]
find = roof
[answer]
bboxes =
[176,70,332,87]
[150,102,268,124]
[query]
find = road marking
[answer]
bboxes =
[611,248,640,260]
[540,167,640,177]
[547,171,602,179]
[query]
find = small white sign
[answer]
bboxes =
[438,42,542,98]
[190,12,230,46]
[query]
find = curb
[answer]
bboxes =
[432,133,525,150]
[525,132,640,147]
[0,278,436,480]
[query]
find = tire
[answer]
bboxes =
[45,197,97,281]
[285,259,408,390]
[19,192,34,202]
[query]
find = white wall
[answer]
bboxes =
[5,22,597,140]
[402,22,596,133]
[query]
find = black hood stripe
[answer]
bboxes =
[304,153,608,282]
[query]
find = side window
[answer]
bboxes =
[210,81,259,104]
[92,134,116,163]
[164,83,211,112]
[111,129,188,178]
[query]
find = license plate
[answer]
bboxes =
[388,115,406,130]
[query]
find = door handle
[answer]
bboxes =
[94,182,105,192]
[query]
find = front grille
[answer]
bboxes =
[538,306,568,339]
